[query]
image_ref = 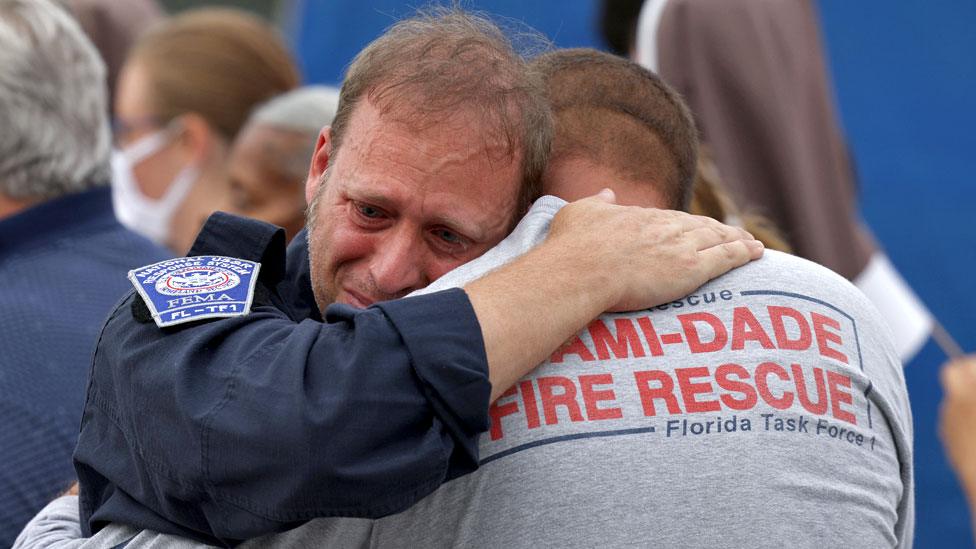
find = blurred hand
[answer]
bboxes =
[939,355,976,549]
[547,189,764,312]
[939,355,976,502]
[940,355,976,502]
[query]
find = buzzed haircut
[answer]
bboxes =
[532,48,698,210]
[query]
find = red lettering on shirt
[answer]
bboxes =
[538,376,585,425]
[635,316,664,356]
[579,374,623,420]
[589,319,646,360]
[827,370,857,424]
[634,370,682,416]
[768,306,812,351]
[550,335,596,363]
[519,380,542,429]
[812,312,849,364]
[675,366,721,413]
[792,363,828,415]
[679,312,728,353]
[756,361,794,409]
[489,386,519,440]
[731,307,775,350]
[715,363,758,410]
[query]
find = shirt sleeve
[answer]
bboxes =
[12,496,86,549]
[75,287,490,545]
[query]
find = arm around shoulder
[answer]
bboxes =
[75,288,491,544]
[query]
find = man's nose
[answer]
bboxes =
[369,228,428,298]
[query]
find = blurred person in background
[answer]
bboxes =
[598,0,643,58]
[632,0,932,365]
[0,0,169,545]
[688,150,791,254]
[227,86,340,243]
[600,2,791,254]
[632,1,963,542]
[112,7,299,253]
[60,0,162,114]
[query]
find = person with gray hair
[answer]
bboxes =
[0,0,169,545]
[0,1,111,202]
[226,86,340,242]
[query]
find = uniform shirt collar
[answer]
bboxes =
[0,186,116,257]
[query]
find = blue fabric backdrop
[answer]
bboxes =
[818,2,976,546]
[288,1,976,545]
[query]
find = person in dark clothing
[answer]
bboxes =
[0,1,170,546]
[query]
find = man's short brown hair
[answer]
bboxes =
[326,8,552,226]
[532,48,698,210]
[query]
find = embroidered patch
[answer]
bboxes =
[128,256,261,328]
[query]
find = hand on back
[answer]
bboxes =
[546,189,764,312]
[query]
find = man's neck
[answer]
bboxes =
[0,193,38,221]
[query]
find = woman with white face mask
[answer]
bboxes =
[112,8,299,254]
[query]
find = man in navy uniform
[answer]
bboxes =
[74,9,764,545]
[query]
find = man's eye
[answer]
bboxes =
[434,228,462,244]
[431,229,468,249]
[355,202,384,219]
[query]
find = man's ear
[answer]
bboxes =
[306,126,332,204]
[176,112,220,164]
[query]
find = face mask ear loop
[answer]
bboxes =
[154,116,201,205]
[122,130,170,166]
[122,116,187,166]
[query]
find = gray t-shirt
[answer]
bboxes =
[15,197,913,548]
[364,197,915,548]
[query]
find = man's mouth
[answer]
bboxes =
[340,288,374,309]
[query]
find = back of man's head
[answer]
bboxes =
[0,0,111,201]
[226,86,340,240]
[246,85,340,181]
[250,86,340,135]
[532,48,697,210]
[328,7,552,223]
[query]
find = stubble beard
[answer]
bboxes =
[306,169,336,315]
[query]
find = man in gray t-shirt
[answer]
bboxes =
[358,49,913,547]
[345,49,912,548]
[367,196,914,548]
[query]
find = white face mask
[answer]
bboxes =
[111,128,200,247]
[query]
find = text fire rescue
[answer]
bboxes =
[490,305,858,441]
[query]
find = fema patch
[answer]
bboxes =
[128,256,261,328]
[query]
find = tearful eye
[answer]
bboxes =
[349,200,391,230]
[434,228,462,244]
[355,202,384,219]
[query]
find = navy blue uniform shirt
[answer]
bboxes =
[74,213,492,546]
[0,187,170,548]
